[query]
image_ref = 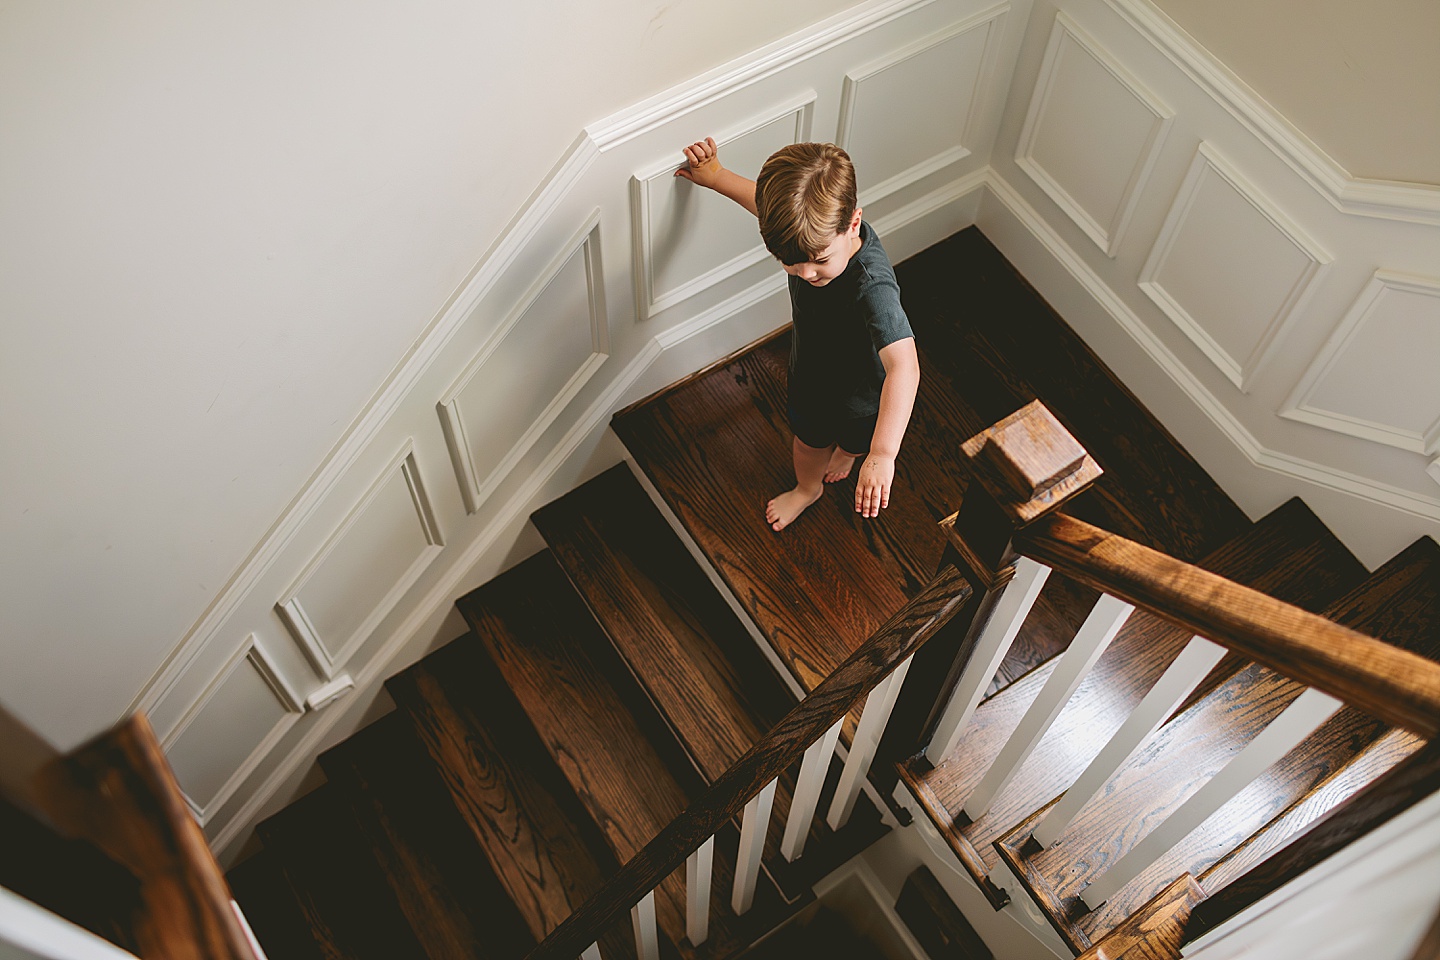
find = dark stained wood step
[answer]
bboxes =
[900,497,1365,928]
[532,462,888,902]
[455,551,785,960]
[227,849,326,960]
[317,712,533,960]
[254,784,430,960]
[386,638,638,960]
[613,226,1250,713]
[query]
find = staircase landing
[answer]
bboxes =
[613,227,1251,696]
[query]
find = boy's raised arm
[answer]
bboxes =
[675,137,759,217]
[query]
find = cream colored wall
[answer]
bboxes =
[1151,0,1440,185]
[0,0,865,752]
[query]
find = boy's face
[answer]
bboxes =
[782,208,863,287]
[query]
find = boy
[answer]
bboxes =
[676,137,920,532]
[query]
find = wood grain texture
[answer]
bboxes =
[255,785,430,960]
[34,713,253,960]
[615,227,1249,732]
[387,639,628,956]
[226,850,327,960]
[1017,513,1440,736]
[523,564,973,960]
[902,498,1362,920]
[960,400,1101,523]
[1076,874,1205,960]
[318,712,533,960]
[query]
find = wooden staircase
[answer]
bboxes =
[214,225,1440,960]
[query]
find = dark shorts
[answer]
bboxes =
[787,402,878,455]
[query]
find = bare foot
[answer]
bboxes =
[766,485,823,531]
[823,448,858,483]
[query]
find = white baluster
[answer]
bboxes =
[781,718,843,861]
[926,557,1051,766]
[732,778,777,915]
[1080,687,1342,910]
[1033,634,1227,848]
[230,900,269,960]
[631,891,660,960]
[828,655,914,831]
[581,944,603,960]
[965,594,1134,820]
[686,836,714,945]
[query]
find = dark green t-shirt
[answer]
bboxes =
[787,220,913,419]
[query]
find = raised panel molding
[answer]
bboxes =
[1139,143,1332,392]
[1282,271,1440,455]
[1099,0,1440,226]
[837,3,1009,207]
[1015,11,1172,257]
[631,96,814,320]
[440,213,609,513]
[163,635,303,823]
[277,444,444,679]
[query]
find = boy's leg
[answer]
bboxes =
[824,413,879,484]
[766,436,831,532]
[823,447,858,483]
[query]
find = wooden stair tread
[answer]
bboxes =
[454,551,775,960]
[386,640,633,959]
[227,850,326,960]
[613,227,1248,706]
[531,462,795,781]
[255,784,430,960]
[899,497,1364,927]
[532,463,888,900]
[317,712,532,960]
[1075,874,1205,960]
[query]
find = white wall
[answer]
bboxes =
[978,0,1440,569]
[0,0,866,752]
[0,0,1026,859]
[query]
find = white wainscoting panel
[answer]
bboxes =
[838,3,1009,206]
[1282,271,1440,456]
[440,215,610,513]
[631,96,814,319]
[1015,11,1171,257]
[164,635,303,822]
[276,445,444,678]
[1138,143,1331,391]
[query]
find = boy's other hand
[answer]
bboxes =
[675,137,724,189]
[855,454,894,518]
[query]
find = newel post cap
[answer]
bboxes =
[960,400,1102,524]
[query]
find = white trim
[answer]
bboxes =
[1281,270,1440,456]
[129,133,603,720]
[585,0,945,150]
[439,212,609,513]
[275,444,446,679]
[836,4,1010,206]
[985,169,1440,522]
[1014,11,1173,258]
[1100,0,1440,226]
[161,634,303,824]
[655,272,787,351]
[631,95,814,319]
[1138,142,1332,392]
[1429,458,1440,492]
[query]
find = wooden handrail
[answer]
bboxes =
[524,564,973,960]
[35,713,255,960]
[1016,513,1440,738]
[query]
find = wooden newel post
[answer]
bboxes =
[879,401,1102,786]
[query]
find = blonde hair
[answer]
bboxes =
[755,142,857,265]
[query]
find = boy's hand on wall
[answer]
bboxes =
[855,455,894,518]
[675,137,724,189]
